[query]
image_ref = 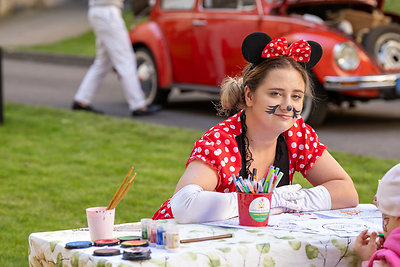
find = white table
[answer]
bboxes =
[29,204,382,267]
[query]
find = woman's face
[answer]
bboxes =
[245,67,306,133]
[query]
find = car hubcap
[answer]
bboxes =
[136,52,157,105]
[376,33,400,70]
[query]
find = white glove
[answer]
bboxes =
[271,184,331,213]
[271,184,305,214]
[170,184,238,224]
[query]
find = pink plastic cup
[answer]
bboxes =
[86,207,115,241]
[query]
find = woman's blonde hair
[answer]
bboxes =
[218,56,314,116]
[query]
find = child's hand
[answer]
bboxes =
[354,229,378,261]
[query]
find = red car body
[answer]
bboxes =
[130,0,400,126]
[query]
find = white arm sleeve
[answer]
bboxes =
[170,184,238,224]
[280,185,332,212]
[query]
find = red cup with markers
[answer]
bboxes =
[237,192,273,227]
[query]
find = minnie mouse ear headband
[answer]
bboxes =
[241,32,323,70]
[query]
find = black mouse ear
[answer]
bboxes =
[304,41,323,69]
[241,32,273,64]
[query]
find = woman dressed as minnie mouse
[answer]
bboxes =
[153,32,359,223]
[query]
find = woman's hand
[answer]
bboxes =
[354,229,378,261]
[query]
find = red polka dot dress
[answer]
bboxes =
[152,110,327,220]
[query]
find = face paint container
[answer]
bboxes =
[147,221,158,246]
[165,223,180,251]
[156,221,167,248]
[86,207,115,241]
[140,218,152,240]
[237,192,272,227]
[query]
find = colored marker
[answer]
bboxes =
[238,177,250,193]
[267,173,276,193]
[271,172,284,192]
[235,179,245,193]
[246,180,256,194]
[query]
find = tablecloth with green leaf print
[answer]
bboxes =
[29,204,382,267]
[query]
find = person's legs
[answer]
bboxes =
[96,6,147,111]
[73,7,113,107]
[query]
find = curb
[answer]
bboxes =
[3,49,94,67]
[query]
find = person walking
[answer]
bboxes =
[72,0,161,116]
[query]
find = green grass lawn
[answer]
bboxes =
[0,103,398,266]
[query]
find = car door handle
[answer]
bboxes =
[192,19,208,27]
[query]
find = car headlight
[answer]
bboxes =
[333,42,360,71]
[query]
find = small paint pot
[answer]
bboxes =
[120,240,149,248]
[93,248,120,256]
[93,238,120,247]
[117,236,141,242]
[65,241,92,249]
[122,247,151,261]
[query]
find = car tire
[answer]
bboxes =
[135,47,170,106]
[301,80,329,128]
[362,23,400,70]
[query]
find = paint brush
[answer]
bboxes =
[180,234,233,243]
[107,167,136,210]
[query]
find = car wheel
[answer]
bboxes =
[135,47,170,106]
[362,23,400,70]
[301,81,328,128]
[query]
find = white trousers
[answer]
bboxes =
[74,5,146,111]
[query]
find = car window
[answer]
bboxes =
[203,0,255,9]
[160,0,196,10]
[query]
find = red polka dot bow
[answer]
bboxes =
[261,38,311,62]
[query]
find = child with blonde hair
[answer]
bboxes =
[354,163,400,266]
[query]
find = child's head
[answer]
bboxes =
[376,163,400,238]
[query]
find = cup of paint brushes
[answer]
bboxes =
[237,192,272,227]
[86,207,115,241]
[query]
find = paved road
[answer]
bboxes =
[3,57,400,160]
[0,1,89,46]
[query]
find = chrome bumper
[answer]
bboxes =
[324,73,400,93]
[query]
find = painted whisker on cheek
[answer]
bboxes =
[292,108,300,118]
[266,105,279,114]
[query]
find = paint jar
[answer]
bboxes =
[156,221,167,248]
[86,207,115,241]
[140,218,152,240]
[237,192,273,227]
[165,223,180,250]
[148,221,159,246]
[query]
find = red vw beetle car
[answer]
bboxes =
[130,0,400,126]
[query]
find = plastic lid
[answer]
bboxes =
[93,248,121,256]
[93,238,120,247]
[117,236,141,242]
[65,241,92,249]
[120,240,149,248]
